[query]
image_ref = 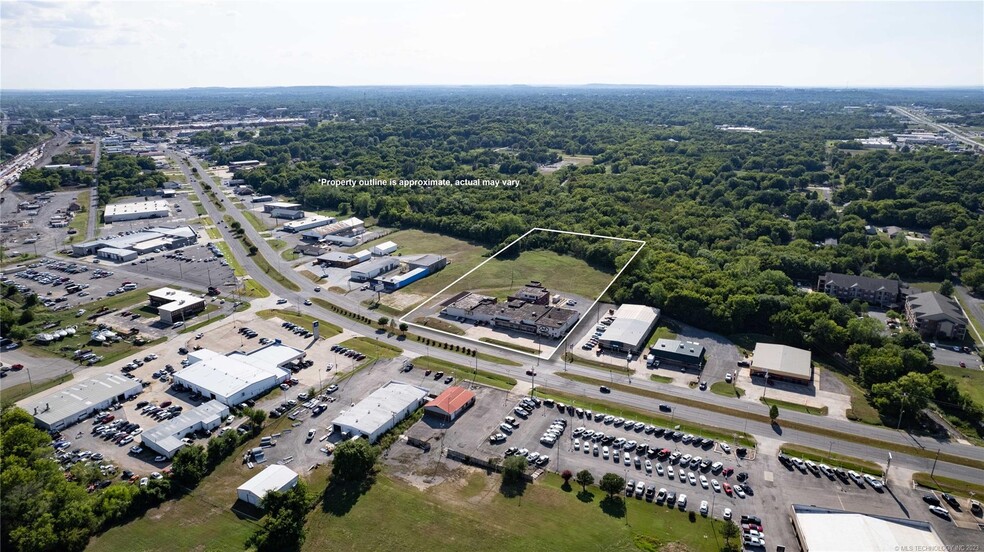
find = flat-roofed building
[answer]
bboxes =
[508,281,550,305]
[283,215,335,233]
[172,349,291,406]
[237,465,299,507]
[96,246,138,262]
[442,291,498,323]
[791,504,946,552]
[148,287,206,325]
[315,252,362,268]
[262,202,302,213]
[301,217,365,241]
[350,257,400,281]
[750,342,813,384]
[331,381,429,443]
[72,225,197,257]
[141,400,229,458]
[371,240,397,256]
[649,339,705,368]
[405,254,449,273]
[104,200,170,223]
[599,304,661,353]
[21,373,143,431]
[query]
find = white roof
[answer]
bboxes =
[227,343,304,369]
[174,349,289,398]
[142,400,229,454]
[238,465,298,498]
[284,215,332,230]
[148,287,205,314]
[752,343,812,379]
[104,200,169,216]
[793,505,944,552]
[372,241,397,251]
[603,304,660,348]
[332,381,428,435]
[21,373,142,426]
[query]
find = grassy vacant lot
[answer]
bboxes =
[411,356,517,390]
[710,381,744,398]
[912,472,984,498]
[256,309,342,338]
[339,337,402,359]
[0,373,73,405]
[563,352,633,374]
[213,242,269,298]
[242,210,268,232]
[761,397,828,416]
[66,190,91,243]
[646,322,679,348]
[265,238,288,251]
[0,249,39,268]
[825,369,882,425]
[779,444,883,476]
[412,316,465,335]
[303,471,727,552]
[952,293,984,346]
[540,382,757,447]
[935,364,984,408]
[448,248,615,301]
[248,248,300,292]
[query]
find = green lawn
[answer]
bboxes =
[710,381,745,398]
[825,369,882,425]
[411,316,465,335]
[935,365,984,408]
[205,226,221,240]
[0,249,39,268]
[256,309,343,338]
[411,356,517,390]
[248,248,301,292]
[646,322,679,348]
[192,202,207,216]
[541,382,757,447]
[779,444,882,476]
[761,397,828,416]
[727,333,776,355]
[479,337,540,354]
[265,238,288,251]
[952,293,984,346]
[649,374,672,384]
[303,472,729,552]
[66,190,91,243]
[339,337,402,359]
[912,472,984,499]
[0,373,73,405]
[562,352,633,374]
[476,352,522,367]
[242,210,269,232]
[213,242,270,298]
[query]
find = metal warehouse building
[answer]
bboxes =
[371,241,398,256]
[172,348,293,406]
[72,225,198,257]
[350,257,400,282]
[142,400,229,458]
[649,338,706,368]
[750,343,813,384]
[263,202,302,213]
[331,381,429,443]
[22,373,143,431]
[237,465,299,507]
[598,304,661,353]
[283,215,335,233]
[104,200,170,223]
[790,504,945,552]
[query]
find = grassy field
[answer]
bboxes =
[248,248,301,292]
[66,190,91,243]
[912,472,984,499]
[282,248,302,261]
[779,444,883,476]
[953,293,984,346]
[177,312,227,335]
[412,316,465,335]
[935,365,984,407]
[761,397,828,416]
[536,385,757,448]
[192,202,207,216]
[649,374,672,384]
[0,373,73,405]
[411,356,517,390]
[646,323,679,348]
[339,337,402,359]
[242,210,268,232]
[710,381,745,398]
[825,369,882,425]
[256,309,343,338]
[443,248,616,301]
[0,250,39,268]
[563,352,634,374]
[303,471,728,552]
[476,352,522,367]
[205,226,221,240]
[265,238,288,251]
[479,337,540,354]
[213,242,269,298]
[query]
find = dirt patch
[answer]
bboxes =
[380,291,426,313]
[383,440,461,491]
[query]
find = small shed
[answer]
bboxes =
[371,241,397,256]
[236,465,298,507]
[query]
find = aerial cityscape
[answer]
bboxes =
[1,1,983,552]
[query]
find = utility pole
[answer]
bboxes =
[930,448,941,478]
[896,393,908,431]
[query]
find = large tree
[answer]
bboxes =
[599,473,626,499]
[331,439,380,482]
[574,469,594,491]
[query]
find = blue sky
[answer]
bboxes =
[1,0,981,89]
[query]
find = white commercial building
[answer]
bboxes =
[283,215,335,233]
[172,348,292,406]
[148,287,207,325]
[350,257,400,282]
[237,465,299,507]
[598,304,661,353]
[371,241,397,256]
[331,381,429,443]
[104,200,170,223]
[22,373,143,431]
[791,504,946,552]
[141,400,229,458]
[751,342,813,384]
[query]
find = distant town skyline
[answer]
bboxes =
[1,0,981,90]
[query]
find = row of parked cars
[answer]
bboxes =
[923,492,983,520]
[137,401,184,421]
[778,452,883,491]
[330,343,366,360]
[503,446,550,468]
[282,321,317,339]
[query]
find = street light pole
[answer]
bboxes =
[930,448,941,478]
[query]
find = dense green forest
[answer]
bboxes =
[94,154,167,205]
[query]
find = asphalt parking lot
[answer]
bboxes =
[111,243,237,291]
[0,189,80,255]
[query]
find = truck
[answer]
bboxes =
[207,286,220,296]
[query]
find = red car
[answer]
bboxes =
[11,364,24,371]
[160,401,172,408]
[723,482,733,495]
[722,467,735,477]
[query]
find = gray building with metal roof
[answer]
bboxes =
[22,373,143,431]
[599,304,661,353]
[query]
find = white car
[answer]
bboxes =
[723,507,732,520]
[150,471,163,480]
[667,466,675,479]
[602,446,609,459]
[624,454,631,466]
[700,500,709,515]
[644,460,653,473]
[277,299,288,304]
[720,443,731,454]
[573,439,580,451]
[139,477,149,487]
[711,479,721,492]
[688,472,696,485]
[699,475,708,488]
[655,463,664,476]
[734,485,746,499]
[154,455,167,463]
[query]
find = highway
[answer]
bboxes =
[47,147,981,488]
[889,105,984,153]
